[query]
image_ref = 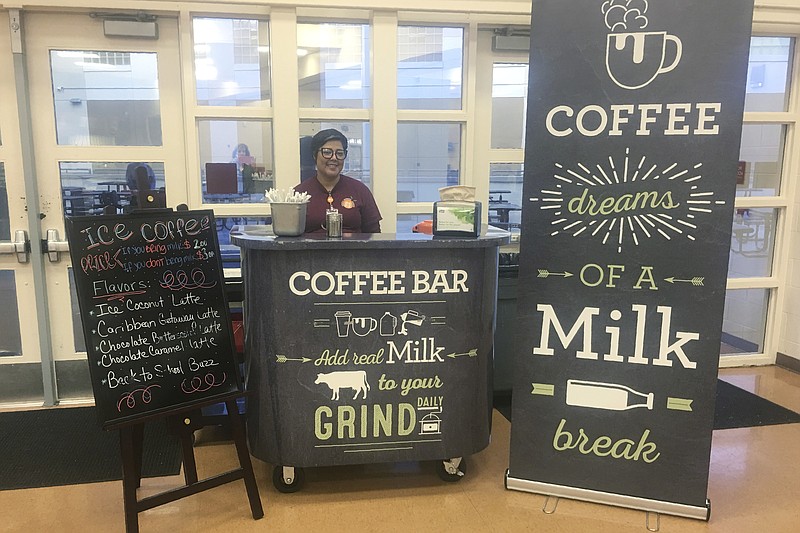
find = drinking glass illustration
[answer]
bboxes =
[351,316,377,337]
[334,311,352,338]
[606,31,682,90]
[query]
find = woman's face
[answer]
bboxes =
[315,139,345,181]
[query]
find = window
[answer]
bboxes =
[491,63,528,149]
[50,50,161,146]
[197,120,274,204]
[723,36,797,359]
[722,289,770,355]
[0,163,8,240]
[729,207,777,278]
[745,37,792,112]
[58,161,166,217]
[0,270,22,356]
[398,26,463,110]
[298,23,370,109]
[488,163,524,231]
[397,122,461,203]
[193,18,272,106]
[737,124,786,197]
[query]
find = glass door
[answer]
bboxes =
[0,11,41,404]
[7,10,185,404]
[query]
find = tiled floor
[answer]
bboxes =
[1,366,798,532]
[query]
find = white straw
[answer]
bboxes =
[264,188,311,203]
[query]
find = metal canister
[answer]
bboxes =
[325,209,343,238]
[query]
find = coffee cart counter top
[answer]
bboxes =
[230,225,510,250]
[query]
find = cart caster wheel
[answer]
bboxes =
[436,457,466,482]
[272,465,304,493]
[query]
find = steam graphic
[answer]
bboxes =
[602,0,649,32]
[602,0,682,90]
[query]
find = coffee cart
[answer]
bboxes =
[231,226,508,491]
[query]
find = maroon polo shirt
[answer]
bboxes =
[294,175,382,234]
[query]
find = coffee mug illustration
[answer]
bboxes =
[606,31,682,90]
[351,316,378,337]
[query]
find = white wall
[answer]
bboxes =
[780,200,800,361]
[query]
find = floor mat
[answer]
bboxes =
[0,406,182,490]
[493,379,800,430]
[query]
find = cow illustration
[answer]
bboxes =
[315,370,370,400]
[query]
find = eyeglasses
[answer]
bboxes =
[319,148,348,160]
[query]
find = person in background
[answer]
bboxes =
[125,162,156,191]
[299,136,316,180]
[294,129,382,234]
[232,144,259,194]
[232,143,252,165]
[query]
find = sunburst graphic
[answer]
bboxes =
[529,148,726,253]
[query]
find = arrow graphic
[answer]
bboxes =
[531,383,555,396]
[537,269,573,278]
[447,348,478,359]
[664,277,705,286]
[666,397,693,412]
[275,354,311,363]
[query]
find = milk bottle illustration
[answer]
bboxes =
[566,379,654,411]
[379,312,397,336]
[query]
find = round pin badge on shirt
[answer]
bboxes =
[341,197,355,209]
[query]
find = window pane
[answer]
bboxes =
[198,120,274,203]
[0,271,22,356]
[737,124,785,197]
[745,37,793,112]
[298,23,370,109]
[491,63,528,149]
[193,18,272,107]
[729,208,777,277]
[299,122,371,188]
[397,214,431,234]
[721,288,769,355]
[216,216,270,246]
[50,51,161,146]
[68,267,86,353]
[59,161,165,217]
[0,163,9,240]
[398,27,463,110]
[397,122,461,203]
[489,163,523,230]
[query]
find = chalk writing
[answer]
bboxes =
[65,210,240,428]
[181,372,228,394]
[159,268,217,291]
[117,384,160,411]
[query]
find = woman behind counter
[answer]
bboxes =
[294,129,382,234]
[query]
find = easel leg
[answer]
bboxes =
[119,426,142,533]
[132,424,144,488]
[178,416,199,485]
[226,399,264,519]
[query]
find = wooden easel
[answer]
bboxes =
[115,393,263,533]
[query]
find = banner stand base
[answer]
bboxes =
[505,470,711,521]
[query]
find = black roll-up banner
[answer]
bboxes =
[507,0,754,518]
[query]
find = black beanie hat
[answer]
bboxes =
[310,128,348,158]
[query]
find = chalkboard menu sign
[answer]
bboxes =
[66,210,241,429]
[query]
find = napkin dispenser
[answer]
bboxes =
[432,201,481,237]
